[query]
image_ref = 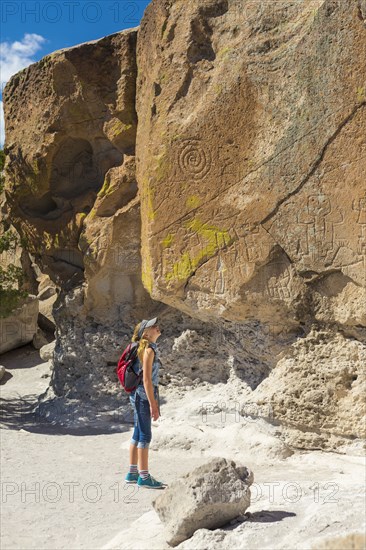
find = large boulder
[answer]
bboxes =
[152,457,253,546]
[0,295,39,354]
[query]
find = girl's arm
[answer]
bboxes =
[142,348,158,407]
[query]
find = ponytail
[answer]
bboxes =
[131,322,150,364]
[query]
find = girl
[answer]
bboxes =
[125,317,166,489]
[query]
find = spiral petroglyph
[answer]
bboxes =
[177,139,212,180]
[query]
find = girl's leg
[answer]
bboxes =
[136,387,157,471]
[138,447,149,471]
[129,443,138,466]
[135,393,152,475]
[129,393,139,470]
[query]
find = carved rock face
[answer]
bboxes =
[136,0,366,330]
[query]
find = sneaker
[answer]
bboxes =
[125,472,139,484]
[137,474,166,489]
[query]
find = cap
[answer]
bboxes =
[138,317,158,339]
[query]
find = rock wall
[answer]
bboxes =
[136,0,366,332]
[2,0,365,449]
[134,0,366,450]
[3,29,138,290]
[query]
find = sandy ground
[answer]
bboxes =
[0,344,365,550]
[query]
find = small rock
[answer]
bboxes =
[37,285,57,300]
[32,328,48,350]
[40,341,56,361]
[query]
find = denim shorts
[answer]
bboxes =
[129,387,158,449]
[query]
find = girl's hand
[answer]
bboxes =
[150,401,160,420]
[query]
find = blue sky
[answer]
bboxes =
[0,0,152,147]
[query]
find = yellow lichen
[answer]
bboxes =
[97,178,110,198]
[147,186,156,221]
[218,46,232,58]
[357,86,365,103]
[32,159,40,175]
[139,174,156,222]
[88,207,96,220]
[186,195,201,209]
[76,212,87,226]
[42,231,53,251]
[141,246,154,295]
[154,150,168,182]
[165,218,233,283]
[162,233,174,248]
[110,120,133,138]
[213,84,223,95]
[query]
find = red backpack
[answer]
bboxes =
[116,342,142,393]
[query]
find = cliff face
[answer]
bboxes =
[136,0,366,330]
[2,0,366,450]
[3,30,138,297]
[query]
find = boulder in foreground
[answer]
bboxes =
[152,457,253,546]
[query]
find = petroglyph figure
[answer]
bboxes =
[353,191,366,257]
[236,223,263,263]
[297,194,344,264]
[176,139,212,180]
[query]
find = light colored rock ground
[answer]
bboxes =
[0,345,365,550]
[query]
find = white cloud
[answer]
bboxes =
[0,33,47,87]
[0,33,47,147]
